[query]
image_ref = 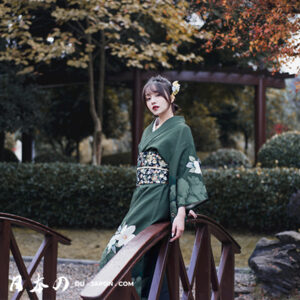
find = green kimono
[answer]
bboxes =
[98,115,208,298]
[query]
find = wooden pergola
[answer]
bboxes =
[109,68,294,164]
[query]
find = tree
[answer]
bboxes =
[231,85,298,151]
[189,0,300,72]
[0,0,204,164]
[39,84,94,160]
[184,102,220,151]
[0,63,48,161]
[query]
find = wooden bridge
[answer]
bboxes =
[0,212,71,300]
[0,213,241,300]
[81,214,241,300]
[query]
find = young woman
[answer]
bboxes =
[98,75,208,299]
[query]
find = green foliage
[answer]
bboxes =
[0,163,136,229]
[185,102,220,151]
[0,163,299,232]
[257,131,300,168]
[0,63,48,133]
[202,148,251,168]
[178,82,245,150]
[103,87,129,139]
[201,167,300,232]
[38,84,93,157]
[210,103,239,148]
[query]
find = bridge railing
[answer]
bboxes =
[80,214,241,300]
[0,212,71,300]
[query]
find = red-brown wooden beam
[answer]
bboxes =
[108,70,292,89]
[43,236,58,300]
[107,70,292,164]
[0,221,10,300]
[254,77,266,162]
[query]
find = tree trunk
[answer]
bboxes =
[76,141,80,163]
[96,30,105,165]
[97,30,105,126]
[243,131,249,152]
[88,33,102,166]
[0,132,5,161]
[245,134,248,152]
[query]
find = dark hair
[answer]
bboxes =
[142,75,179,115]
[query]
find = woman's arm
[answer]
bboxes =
[170,207,197,242]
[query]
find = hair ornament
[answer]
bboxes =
[171,81,180,96]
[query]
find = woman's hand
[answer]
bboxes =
[188,209,197,219]
[170,207,185,242]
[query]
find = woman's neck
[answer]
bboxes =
[156,109,174,128]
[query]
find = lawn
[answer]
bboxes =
[11,226,273,268]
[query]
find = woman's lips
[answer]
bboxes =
[152,106,159,110]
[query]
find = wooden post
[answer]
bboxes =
[195,225,211,300]
[0,221,10,300]
[219,244,235,300]
[132,69,144,165]
[22,132,33,163]
[254,77,266,162]
[166,239,179,300]
[43,236,58,300]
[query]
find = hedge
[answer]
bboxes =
[258,131,300,168]
[202,148,251,168]
[0,163,136,229]
[0,163,299,232]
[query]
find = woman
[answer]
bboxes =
[98,75,208,299]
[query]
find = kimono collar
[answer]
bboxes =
[139,116,185,151]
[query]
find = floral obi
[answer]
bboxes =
[136,151,169,185]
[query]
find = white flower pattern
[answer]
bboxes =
[115,224,136,247]
[186,156,202,174]
[107,236,117,253]
[106,223,136,253]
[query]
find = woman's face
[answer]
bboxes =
[145,89,172,116]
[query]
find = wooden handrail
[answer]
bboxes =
[0,212,70,245]
[81,222,171,299]
[187,214,241,254]
[80,214,241,300]
[0,212,71,300]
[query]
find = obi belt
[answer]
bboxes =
[136,151,169,186]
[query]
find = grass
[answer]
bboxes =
[11,226,273,268]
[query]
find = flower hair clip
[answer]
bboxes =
[171,81,180,96]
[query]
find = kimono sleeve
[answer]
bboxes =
[176,141,208,211]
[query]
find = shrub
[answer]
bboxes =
[0,163,299,232]
[258,131,300,168]
[202,148,251,168]
[201,167,300,232]
[0,163,136,229]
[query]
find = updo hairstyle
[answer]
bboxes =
[142,75,179,114]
